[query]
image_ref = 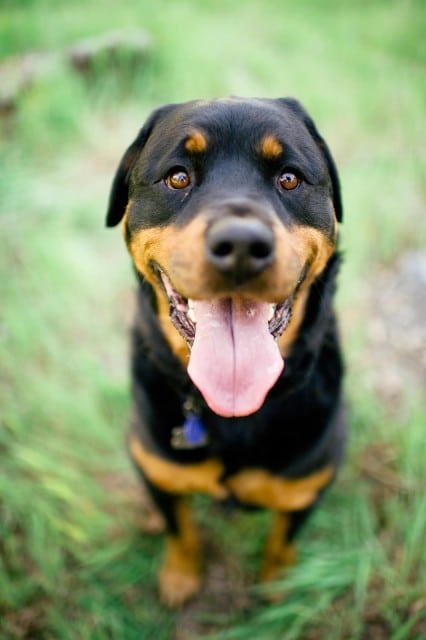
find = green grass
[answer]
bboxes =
[1,0,425,638]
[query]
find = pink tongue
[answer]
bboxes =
[187,299,284,417]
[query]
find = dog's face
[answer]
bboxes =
[107,98,342,418]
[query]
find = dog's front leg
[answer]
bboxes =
[260,511,298,584]
[159,497,201,607]
[145,482,202,608]
[129,433,228,606]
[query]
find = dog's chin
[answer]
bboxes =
[158,269,293,417]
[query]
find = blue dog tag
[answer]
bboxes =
[183,413,206,446]
[171,412,208,449]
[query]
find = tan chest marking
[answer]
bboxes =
[225,465,333,511]
[129,435,228,500]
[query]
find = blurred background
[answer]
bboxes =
[0,1,425,638]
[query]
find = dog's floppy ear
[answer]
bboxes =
[278,98,343,223]
[105,105,174,227]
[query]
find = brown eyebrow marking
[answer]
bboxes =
[185,129,208,154]
[259,135,284,160]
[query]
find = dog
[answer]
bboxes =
[106,97,346,607]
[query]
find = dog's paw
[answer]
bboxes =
[158,534,202,608]
[258,543,297,603]
[260,542,297,584]
[159,565,202,608]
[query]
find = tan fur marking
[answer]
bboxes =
[290,226,336,284]
[129,434,228,499]
[159,499,202,607]
[225,466,333,511]
[121,206,130,243]
[185,129,208,154]
[260,135,283,160]
[273,222,336,355]
[127,218,208,364]
[261,512,297,583]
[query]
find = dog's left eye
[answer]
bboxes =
[278,171,300,191]
[165,168,191,190]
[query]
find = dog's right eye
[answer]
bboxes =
[164,168,191,190]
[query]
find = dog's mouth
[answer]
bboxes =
[159,269,293,418]
[160,271,293,344]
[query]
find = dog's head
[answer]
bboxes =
[106,98,342,418]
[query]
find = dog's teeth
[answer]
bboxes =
[268,304,276,321]
[188,299,196,323]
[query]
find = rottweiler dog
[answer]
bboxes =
[106,97,346,607]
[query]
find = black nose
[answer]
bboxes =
[206,216,275,281]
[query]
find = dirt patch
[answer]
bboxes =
[360,250,426,407]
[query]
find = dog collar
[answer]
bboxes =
[171,397,209,449]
